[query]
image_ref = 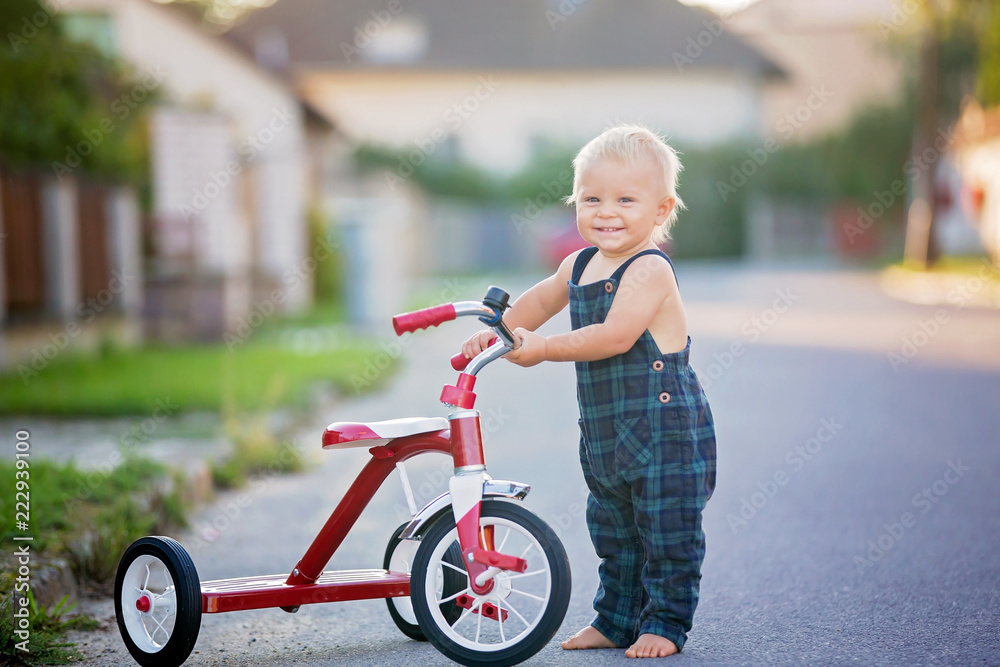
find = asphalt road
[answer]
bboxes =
[71,261,1000,666]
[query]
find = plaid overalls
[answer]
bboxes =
[569,246,716,650]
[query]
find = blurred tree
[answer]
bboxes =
[905,0,997,267]
[504,143,576,205]
[0,0,153,181]
[973,1,1000,106]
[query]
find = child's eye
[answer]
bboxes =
[619,197,633,203]
[585,197,599,203]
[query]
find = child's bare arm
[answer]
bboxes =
[507,255,675,365]
[461,250,580,358]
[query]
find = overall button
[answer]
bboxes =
[651,360,664,372]
[604,281,614,293]
[658,392,671,404]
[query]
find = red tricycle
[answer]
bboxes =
[113,287,572,666]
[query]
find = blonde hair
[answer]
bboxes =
[566,124,685,243]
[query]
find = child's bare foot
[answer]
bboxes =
[561,626,619,650]
[625,633,678,658]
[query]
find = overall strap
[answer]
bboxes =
[610,249,676,285]
[571,246,600,285]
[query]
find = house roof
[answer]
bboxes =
[120,0,334,131]
[224,0,784,78]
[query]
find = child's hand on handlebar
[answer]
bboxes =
[461,329,496,360]
[504,328,547,367]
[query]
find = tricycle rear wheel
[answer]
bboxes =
[114,536,201,667]
[384,521,464,641]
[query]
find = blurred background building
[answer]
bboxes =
[225,0,786,280]
[1,0,998,365]
[61,0,336,338]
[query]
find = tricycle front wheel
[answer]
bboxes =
[114,536,201,667]
[410,500,571,666]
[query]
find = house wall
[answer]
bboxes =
[731,0,905,141]
[298,69,763,171]
[61,0,312,312]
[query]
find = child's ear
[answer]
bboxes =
[658,197,676,221]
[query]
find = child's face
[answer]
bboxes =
[574,153,675,257]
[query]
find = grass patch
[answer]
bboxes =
[0,335,394,416]
[0,457,186,590]
[256,300,346,331]
[0,585,98,666]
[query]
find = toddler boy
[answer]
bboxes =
[462,125,716,658]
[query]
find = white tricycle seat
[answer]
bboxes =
[322,417,449,450]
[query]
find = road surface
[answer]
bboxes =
[70,261,1000,666]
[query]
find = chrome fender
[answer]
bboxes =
[399,479,530,540]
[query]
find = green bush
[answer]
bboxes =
[0,0,154,181]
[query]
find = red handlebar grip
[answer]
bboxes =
[451,352,470,371]
[392,304,457,336]
[451,336,498,371]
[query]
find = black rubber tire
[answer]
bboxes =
[410,500,571,667]
[114,536,202,667]
[384,520,464,641]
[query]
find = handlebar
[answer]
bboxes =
[392,287,518,377]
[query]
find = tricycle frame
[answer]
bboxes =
[200,408,510,614]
